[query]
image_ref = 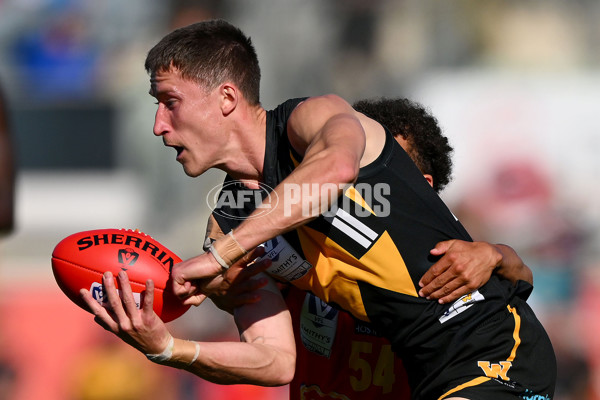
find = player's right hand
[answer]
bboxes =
[172,247,271,307]
[418,240,501,304]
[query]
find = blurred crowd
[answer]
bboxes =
[0,0,599,399]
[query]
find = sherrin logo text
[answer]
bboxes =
[76,233,176,269]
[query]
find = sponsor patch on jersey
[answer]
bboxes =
[258,235,313,281]
[354,320,382,337]
[300,293,338,358]
[439,289,485,324]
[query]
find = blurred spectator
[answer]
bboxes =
[10,8,101,101]
[329,0,385,99]
[168,0,226,29]
[0,82,14,236]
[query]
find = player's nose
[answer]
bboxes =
[153,107,169,136]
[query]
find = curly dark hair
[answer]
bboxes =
[353,97,453,193]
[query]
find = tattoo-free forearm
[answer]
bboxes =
[494,244,533,285]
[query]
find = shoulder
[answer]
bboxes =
[289,94,353,124]
[287,94,358,153]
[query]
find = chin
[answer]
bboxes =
[182,167,199,177]
[182,164,207,178]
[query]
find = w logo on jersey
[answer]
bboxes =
[477,361,512,381]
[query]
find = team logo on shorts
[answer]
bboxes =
[477,360,512,381]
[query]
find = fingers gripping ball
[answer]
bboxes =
[51,228,190,322]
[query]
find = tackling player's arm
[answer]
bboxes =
[419,240,532,304]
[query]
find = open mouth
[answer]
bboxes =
[163,140,185,159]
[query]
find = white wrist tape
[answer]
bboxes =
[210,231,247,270]
[188,342,200,366]
[209,244,230,270]
[146,336,174,364]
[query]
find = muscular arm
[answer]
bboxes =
[493,243,533,285]
[82,262,295,386]
[168,282,295,386]
[418,240,533,304]
[232,95,366,251]
[172,95,376,289]
[165,217,296,385]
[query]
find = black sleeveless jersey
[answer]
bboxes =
[210,98,547,399]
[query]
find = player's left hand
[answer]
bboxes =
[418,240,502,304]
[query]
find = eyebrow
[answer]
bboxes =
[148,80,157,96]
[148,73,160,97]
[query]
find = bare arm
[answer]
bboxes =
[494,243,533,285]
[172,95,374,298]
[168,280,295,386]
[418,240,532,304]
[234,95,367,250]
[81,261,295,386]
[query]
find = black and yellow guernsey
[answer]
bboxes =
[211,98,555,399]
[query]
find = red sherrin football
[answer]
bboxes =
[51,228,190,322]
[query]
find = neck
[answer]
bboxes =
[218,104,267,183]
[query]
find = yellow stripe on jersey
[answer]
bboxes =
[293,226,418,322]
[507,305,522,362]
[359,231,419,297]
[290,150,301,167]
[344,186,376,215]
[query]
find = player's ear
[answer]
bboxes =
[423,174,433,188]
[220,83,238,116]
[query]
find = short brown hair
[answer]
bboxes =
[145,19,261,104]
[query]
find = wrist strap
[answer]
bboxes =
[210,231,247,270]
[146,335,174,364]
[188,342,200,366]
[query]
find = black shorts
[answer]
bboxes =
[437,296,556,400]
